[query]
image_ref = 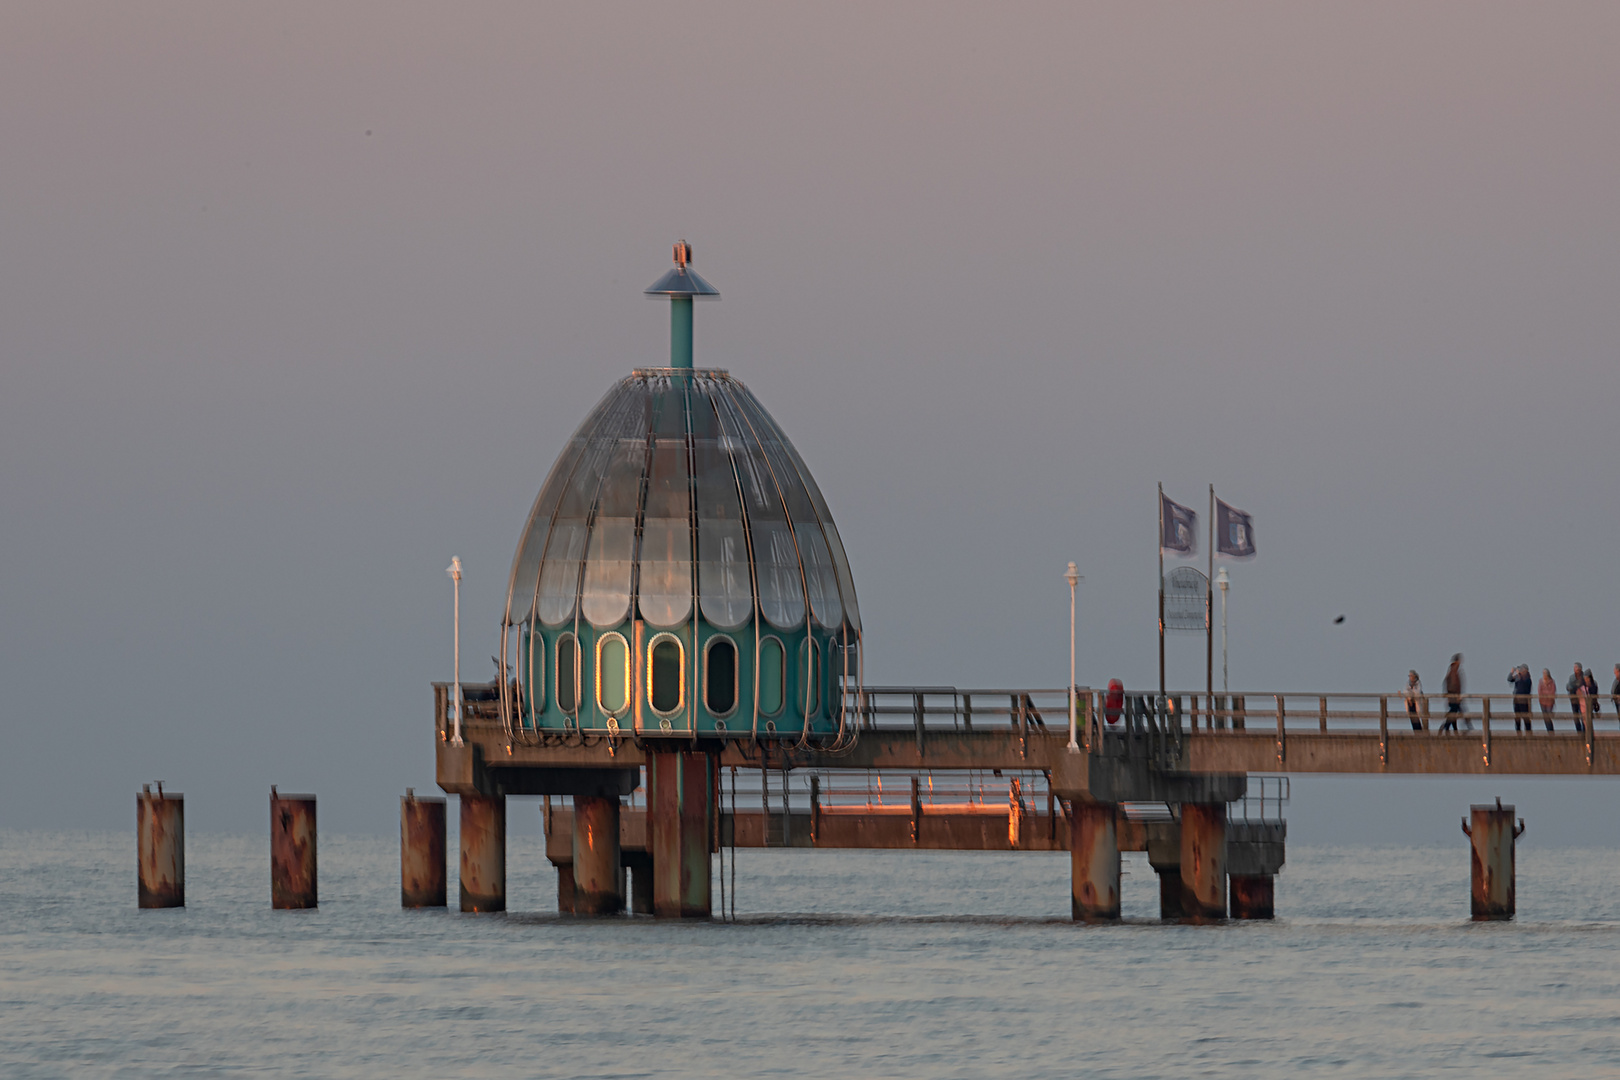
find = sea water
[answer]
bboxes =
[2,829,1618,1077]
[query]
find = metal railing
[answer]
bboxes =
[1135,691,1608,735]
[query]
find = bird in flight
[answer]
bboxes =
[1333,615,1346,624]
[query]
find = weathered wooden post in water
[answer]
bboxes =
[1179,803,1227,921]
[136,784,184,908]
[1463,798,1524,920]
[270,787,317,909]
[400,789,447,908]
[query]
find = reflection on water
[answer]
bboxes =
[2,830,1618,1078]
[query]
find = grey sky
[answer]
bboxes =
[3,3,1618,842]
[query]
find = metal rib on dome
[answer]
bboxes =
[504,369,859,636]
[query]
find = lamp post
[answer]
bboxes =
[1216,566,1230,694]
[1066,562,1082,752]
[448,557,464,747]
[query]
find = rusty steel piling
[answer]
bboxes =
[400,789,447,908]
[1179,803,1227,921]
[136,784,184,908]
[1071,800,1120,922]
[269,788,317,909]
[1463,797,1523,920]
[1229,874,1275,918]
[572,795,624,915]
[649,751,713,918]
[459,794,506,912]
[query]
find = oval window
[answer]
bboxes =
[798,639,820,715]
[598,634,629,714]
[706,637,737,716]
[527,625,544,719]
[556,633,579,713]
[650,636,683,714]
[758,637,785,716]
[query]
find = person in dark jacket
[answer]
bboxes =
[1568,664,1587,733]
[1612,665,1620,722]
[1587,668,1602,726]
[1508,664,1533,732]
[1439,654,1466,733]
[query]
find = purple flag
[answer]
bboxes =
[1216,499,1256,558]
[1160,493,1197,555]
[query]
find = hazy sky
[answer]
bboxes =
[3,3,1618,843]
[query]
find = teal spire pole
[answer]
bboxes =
[670,296,694,369]
[645,240,719,371]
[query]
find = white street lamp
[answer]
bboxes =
[1066,562,1082,752]
[448,556,464,747]
[1216,566,1230,694]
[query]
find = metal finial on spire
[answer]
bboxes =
[645,241,719,369]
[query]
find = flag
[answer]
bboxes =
[1160,493,1198,555]
[1216,498,1256,558]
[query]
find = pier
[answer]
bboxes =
[433,682,1579,920]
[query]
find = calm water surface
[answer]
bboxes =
[2,829,1618,1077]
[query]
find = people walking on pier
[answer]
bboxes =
[1568,664,1587,732]
[1612,665,1620,722]
[1439,654,1466,733]
[1509,665,1533,732]
[1586,668,1601,725]
[1539,668,1557,732]
[1404,671,1424,730]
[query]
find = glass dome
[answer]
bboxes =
[500,367,859,741]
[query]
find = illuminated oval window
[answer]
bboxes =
[758,637,785,716]
[556,633,579,713]
[597,633,629,715]
[649,635,684,714]
[705,637,737,717]
[798,639,820,716]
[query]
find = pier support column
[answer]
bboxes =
[136,785,184,908]
[572,796,624,915]
[1464,798,1524,920]
[1227,820,1286,920]
[1179,803,1227,921]
[1145,821,1182,919]
[270,788,317,909]
[624,851,655,915]
[400,789,447,908]
[1229,875,1275,919]
[649,751,713,918]
[1070,800,1120,922]
[459,794,506,913]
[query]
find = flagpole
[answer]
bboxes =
[1207,485,1214,719]
[1158,483,1165,707]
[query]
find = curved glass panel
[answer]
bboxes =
[758,637,785,716]
[705,637,737,716]
[556,633,579,713]
[597,633,629,714]
[733,385,859,631]
[716,391,804,629]
[692,410,752,628]
[535,415,627,626]
[637,437,692,628]
[504,386,618,624]
[650,636,683,714]
[794,524,843,630]
[580,438,645,627]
